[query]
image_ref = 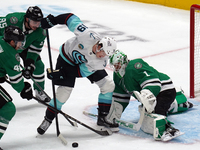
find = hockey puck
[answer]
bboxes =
[72,142,78,148]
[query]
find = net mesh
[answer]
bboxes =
[193,7,200,97]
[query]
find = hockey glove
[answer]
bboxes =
[134,89,157,113]
[0,76,8,83]
[41,14,57,29]
[20,82,33,100]
[22,59,35,79]
[46,68,64,80]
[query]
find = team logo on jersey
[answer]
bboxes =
[10,17,18,24]
[15,53,20,62]
[134,62,142,69]
[78,44,84,49]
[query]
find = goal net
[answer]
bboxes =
[190,4,200,98]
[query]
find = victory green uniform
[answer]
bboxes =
[111,58,190,140]
[112,58,189,115]
[0,36,26,139]
[0,12,46,91]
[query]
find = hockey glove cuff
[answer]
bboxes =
[41,14,57,29]
[23,59,35,79]
[20,82,33,100]
[46,68,64,80]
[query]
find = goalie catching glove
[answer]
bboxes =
[134,89,156,113]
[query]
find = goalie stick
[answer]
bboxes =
[83,106,145,131]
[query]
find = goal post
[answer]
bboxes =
[190,4,200,98]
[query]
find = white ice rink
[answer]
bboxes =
[1,0,199,149]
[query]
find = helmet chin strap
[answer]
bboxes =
[12,41,18,49]
[24,19,31,31]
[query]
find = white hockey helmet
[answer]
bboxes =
[98,36,117,56]
[110,50,129,78]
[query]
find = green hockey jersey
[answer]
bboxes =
[0,36,24,93]
[0,12,46,62]
[113,58,174,98]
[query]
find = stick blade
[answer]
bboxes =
[58,134,67,145]
[96,127,113,136]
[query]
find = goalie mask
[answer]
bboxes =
[97,36,117,56]
[110,50,129,78]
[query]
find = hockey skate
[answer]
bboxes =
[161,125,184,142]
[97,111,119,132]
[37,118,52,135]
[35,89,50,102]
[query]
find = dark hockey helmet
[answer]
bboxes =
[25,6,43,21]
[4,25,25,42]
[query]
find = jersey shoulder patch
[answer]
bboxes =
[9,16,18,24]
[134,62,142,69]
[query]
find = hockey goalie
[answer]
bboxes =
[106,50,193,141]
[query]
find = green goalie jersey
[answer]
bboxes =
[113,58,175,98]
[0,36,25,93]
[0,12,46,62]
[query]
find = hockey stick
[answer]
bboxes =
[45,29,61,139]
[4,79,111,136]
[33,96,112,136]
[4,79,68,145]
[83,107,145,131]
[19,64,77,127]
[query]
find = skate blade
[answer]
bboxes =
[161,132,184,142]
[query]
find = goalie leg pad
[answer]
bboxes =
[168,87,193,114]
[138,105,167,140]
[106,100,123,123]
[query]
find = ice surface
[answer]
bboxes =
[1,0,199,149]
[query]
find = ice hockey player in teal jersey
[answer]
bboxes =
[0,26,33,147]
[0,6,48,102]
[106,50,193,141]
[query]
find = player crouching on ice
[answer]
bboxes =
[106,50,193,141]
